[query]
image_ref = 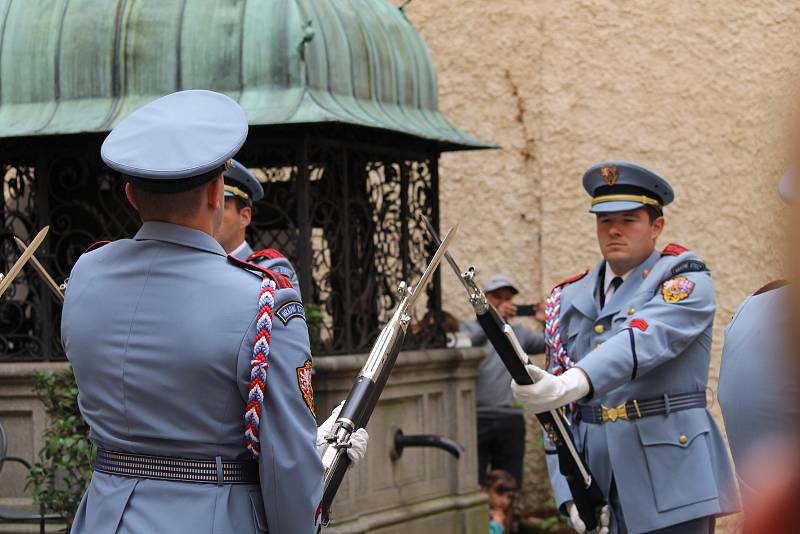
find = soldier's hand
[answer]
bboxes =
[566,502,610,534]
[511,365,591,414]
[566,501,586,533]
[497,301,517,319]
[316,401,369,465]
[598,505,610,534]
[347,428,369,465]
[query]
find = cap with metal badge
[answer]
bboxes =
[583,160,674,214]
[224,160,264,206]
[101,90,248,192]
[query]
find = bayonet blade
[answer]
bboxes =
[405,222,458,310]
[0,226,50,299]
[419,214,464,278]
[14,236,64,303]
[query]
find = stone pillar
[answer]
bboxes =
[0,362,70,504]
[315,347,488,533]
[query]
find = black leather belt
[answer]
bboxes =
[578,391,707,424]
[93,448,259,485]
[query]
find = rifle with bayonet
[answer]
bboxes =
[0,227,51,299]
[319,223,458,524]
[420,215,605,531]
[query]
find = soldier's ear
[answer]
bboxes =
[239,205,252,227]
[651,215,665,239]
[124,182,140,212]
[206,176,224,210]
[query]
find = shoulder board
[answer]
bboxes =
[227,255,293,289]
[661,243,688,257]
[753,279,789,296]
[669,259,708,278]
[246,248,286,262]
[552,269,589,291]
[83,240,111,254]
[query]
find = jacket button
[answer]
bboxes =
[627,308,636,315]
[679,435,688,445]
[593,343,602,349]
[594,324,604,334]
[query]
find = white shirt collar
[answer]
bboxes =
[603,264,633,296]
[230,240,249,258]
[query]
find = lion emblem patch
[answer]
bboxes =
[661,277,695,303]
[600,165,619,186]
[296,359,316,416]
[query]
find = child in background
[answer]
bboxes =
[484,469,518,534]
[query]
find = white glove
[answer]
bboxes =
[566,502,610,534]
[510,365,591,414]
[316,401,369,465]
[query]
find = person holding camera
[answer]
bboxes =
[460,275,545,487]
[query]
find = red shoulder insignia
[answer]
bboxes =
[753,279,789,296]
[227,255,293,289]
[83,240,111,254]
[552,269,589,291]
[246,248,286,262]
[630,318,649,332]
[661,243,688,257]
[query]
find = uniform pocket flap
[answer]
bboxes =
[636,409,710,448]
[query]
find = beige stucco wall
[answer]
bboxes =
[405,0,800,528]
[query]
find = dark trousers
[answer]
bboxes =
[477,412,526,486]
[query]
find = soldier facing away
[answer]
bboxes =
[511,161,739,533]
[62,89,365,534]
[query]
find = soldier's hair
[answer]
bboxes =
[129,167,224,221]
[226,195,250,213]
[645,205,664,222]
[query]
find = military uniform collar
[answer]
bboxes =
[596,250,660,321]
[134,221,227,256]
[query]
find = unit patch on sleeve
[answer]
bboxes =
[661,277,695,303]
[296,359,316,416]
[276,300,305,325]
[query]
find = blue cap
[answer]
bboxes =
[779,170,793,203]
[224,160,264,204]
[583,160,674,214]
[101,90,248,192]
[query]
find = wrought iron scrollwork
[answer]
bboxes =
[1,130,444,361]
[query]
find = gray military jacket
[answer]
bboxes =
[719,283,799,505]
[62,222,322,534]
[544,247,739,533]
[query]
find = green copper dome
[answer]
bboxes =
[0,0,490,150]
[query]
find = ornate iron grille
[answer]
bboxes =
[1,127,444,361]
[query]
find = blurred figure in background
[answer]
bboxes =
[461,275,545,487]
[485,469,520,534]
[719,172,800,528]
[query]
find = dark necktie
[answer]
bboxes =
[600,276,624,309]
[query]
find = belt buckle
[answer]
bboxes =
[601,403,628,423]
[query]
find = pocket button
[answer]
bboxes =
[678,434,688,445]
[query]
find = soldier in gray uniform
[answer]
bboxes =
[62,90,366,534]
[214,159,300,289]
[718,172,799,512]
[511,161,739,533]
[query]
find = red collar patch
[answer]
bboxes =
[552,269,589,291]
[661,243,688,257]
[247,248,286,262]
